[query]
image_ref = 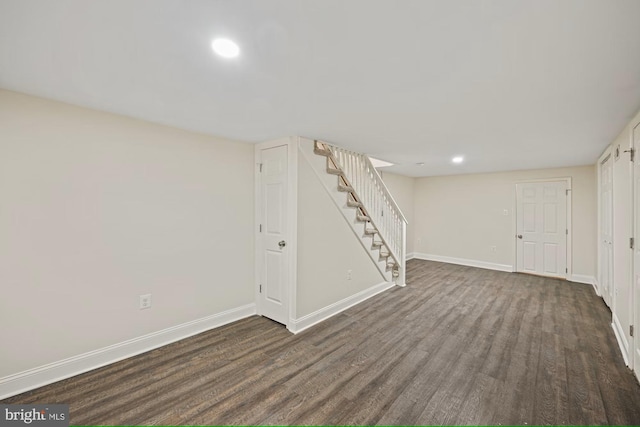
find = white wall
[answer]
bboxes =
[380,172,415,256]
[296,149,385,318]
[0,90,255,380]
[413,165,597,278]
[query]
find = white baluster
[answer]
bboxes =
[356,155,361,196]
[321,141,407,285]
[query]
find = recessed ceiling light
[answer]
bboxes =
[416,162,425,166]
[452,156,464,164]
[211,38,240,58]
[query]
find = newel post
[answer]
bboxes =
[397,220,407,287]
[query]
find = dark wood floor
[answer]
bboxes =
[4,260,640,425]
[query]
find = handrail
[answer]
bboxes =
[315,140,407,282]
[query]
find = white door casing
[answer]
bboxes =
[516,181,568,278]
[633,122,640,377]
[600,152,614,307]
[256,141,293,326]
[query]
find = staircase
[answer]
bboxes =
[309,140,407,286]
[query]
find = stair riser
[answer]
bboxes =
[301,138,395,282]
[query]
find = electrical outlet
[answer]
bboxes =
[503,209,509,216]
[139,294,152,310]
[347,269,352,280]
[490,246,497,253]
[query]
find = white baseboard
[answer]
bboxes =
[412,252,513,273]
[569,274,599,294]
[591,277,600,296]
[569,274,595,285]
[406,252,416,261]
[0,303,256,400]
[612,313,630,366]
[288,281,395,334]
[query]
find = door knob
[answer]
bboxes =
[517,234,523,239]
[278,240,286,248]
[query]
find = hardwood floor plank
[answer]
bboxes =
[565,350,609,425]
[452,373,504,425]
[4,260,640,425]
[532,331,569,425]
[332,348,431,425]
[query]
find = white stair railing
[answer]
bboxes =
[318,141,407,286]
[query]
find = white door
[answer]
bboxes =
[633,123,640,378]
[258,144,289,325]
[516,181,568,278]
[600,153,614,307]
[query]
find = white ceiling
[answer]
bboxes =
[1,0,640,177]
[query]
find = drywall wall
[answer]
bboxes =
[296,149,386,318]
[380,172,415,256]
[413,165,597,278]
[0,90,255,380]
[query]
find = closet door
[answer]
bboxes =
[633,123,640,377]
[600,153,613,308]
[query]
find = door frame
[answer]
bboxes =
[632,121,640,375]
[597,146,613,303]
[512,177,572,279]
[254,137,298,330]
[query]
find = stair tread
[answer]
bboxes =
[314,139,404,282]
[313,142,331,157]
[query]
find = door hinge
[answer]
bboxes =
[259,224,262,232]
[631,325,634,337]
[566,229,568,235]
[259,284,262,293]
[631,237,635,250]
[259,163,263,172]
[565,268,568,273]
[624,148,635,162]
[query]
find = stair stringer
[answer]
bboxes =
[298,138,392,282]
